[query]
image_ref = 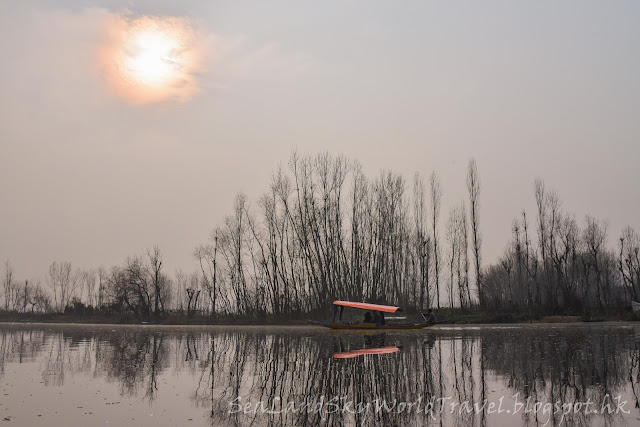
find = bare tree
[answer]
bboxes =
[534,179,562,309]
[47,261,79,312]
[460,203,471,307]
[186,286,200,317]
[534,178,547,306]
[195,229,220,316]
[430,172,442,309]
[79,269,97,308]
[583,216,608,308]
[218,194,251,315]
[445,204,469,309]
[619,227,640,301]
[521,210,535,306]
[30,282,50,313]
[413,173,431,310]
[20,280,31,313]
[148,246,165,316]
[512,219,524,306]
[97,267,107,309]
[546,190,561,308]
[3,260,13,311]
[174,270,188,313]
[108,256,152,319]
[467,159,482,307]
[446,208,459,308]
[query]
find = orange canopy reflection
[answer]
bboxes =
[333,346,400,359]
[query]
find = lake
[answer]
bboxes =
[0,323,639,426]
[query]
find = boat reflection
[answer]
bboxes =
[332,332,401,359]
[334,346,400,359]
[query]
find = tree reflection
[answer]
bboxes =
[0,325,639,426]
[0,328,46,377]
[481,327,632,426]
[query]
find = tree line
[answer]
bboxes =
[484,179,640,312]
[1,152,639,319]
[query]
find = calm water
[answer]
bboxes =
[1,323,639,426]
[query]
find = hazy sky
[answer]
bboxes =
[1,1,639,281]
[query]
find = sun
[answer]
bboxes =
[124,29,182,87]
[101,16,204,105]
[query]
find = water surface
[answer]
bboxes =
[1,323,639,426]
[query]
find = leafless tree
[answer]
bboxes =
[521,210,535,306]
[413,173,431,310]
[19,280,31,313]
[446,208,459,308]
[186,280,201,317]
[445,204,470,309]
[107,253,170,320]
[512,219,524,306]
[467,159,482,306]
[47,261,79,312]
[3,260,13,311]
[174,270,188,313]
[148,246,165,316]
[460,203,471,307]
[217,194,251,315]
[430,172,442,308]
[195,228,220,316]
[619,227,640,301]
[78,269,97,308]
[583,216,608,307]
[30,283,50,313]
[97,267,107,309]
[535,178,547,305]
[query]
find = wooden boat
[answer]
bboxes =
[307,300,435,330]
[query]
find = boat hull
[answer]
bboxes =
[307,320,432,330]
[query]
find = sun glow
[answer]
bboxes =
[125,29,181,86]
[101,16,204,105]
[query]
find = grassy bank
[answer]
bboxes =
[433,307,640,324]
[1,307,639,326]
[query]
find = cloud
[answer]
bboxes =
[221,40,316,80]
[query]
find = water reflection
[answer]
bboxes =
[0,324,639,426]
[332,333,400,358]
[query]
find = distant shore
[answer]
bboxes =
[0,309,637,326]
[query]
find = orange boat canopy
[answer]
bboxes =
[333,300,401,313]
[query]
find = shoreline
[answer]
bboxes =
[0,321,638,331]
[0,311,637,327]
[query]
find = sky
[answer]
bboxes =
[1,1,639,281]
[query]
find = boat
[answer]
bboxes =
[307,300,434,330]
